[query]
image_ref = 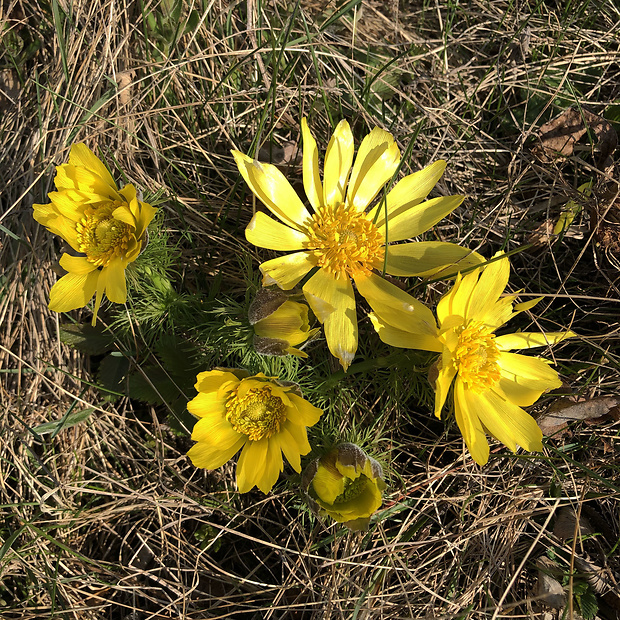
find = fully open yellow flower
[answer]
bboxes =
[369,255,575,465]
[33,144,156,324]
[187,369,322,493]
[302,443,386,530]
[233,119,482,370]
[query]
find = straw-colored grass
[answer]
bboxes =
[1,0,619,618]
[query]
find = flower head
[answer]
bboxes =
[187,369,322,493]
[369,254,575,465]
[234,119,482,370]
[302,443,386,530]
[33,144,156,324]
[248,288,319,358]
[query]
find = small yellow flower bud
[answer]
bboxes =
[249,288,319,358]
[302,443,386,531]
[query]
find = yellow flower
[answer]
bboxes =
[187,369,322,493]
[369,254,575,465]
[249,288,319,358]
[302,443,386,530]
[233,118,482,370]
[33,144,157,324]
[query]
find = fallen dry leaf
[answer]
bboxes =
[533,108,618,169]
[537,396,620,435]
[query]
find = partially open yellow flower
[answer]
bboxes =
[187,369,322,493]
[369,254,575,465]
[33,144,156,324]
[302,443,386,530]
[249,288,319,358]
[233,118,482,370]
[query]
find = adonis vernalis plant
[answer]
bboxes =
[187,369,322,493]
[370,254,575,465]
[302,443,386,531]
[233,118,482,370]
[33,144,156,324]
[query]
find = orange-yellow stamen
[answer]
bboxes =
[226,387,287,441]
[76,204,133,267]
[453,322,500,392]
[303,204,384,279]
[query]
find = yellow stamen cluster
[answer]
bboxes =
[334,474,368,504]
[225,387,287,441]
[76,204,133,268]
[453,322,501,392]
[304,204,384,279]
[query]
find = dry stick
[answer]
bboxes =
[490,496,562,620]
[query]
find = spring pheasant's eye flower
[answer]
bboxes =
[249,288,320,358]
[33,144,157,325]
[187,369,322,494]
[233,118,482,370]
[369,254,576,465]
[302,443,386,531]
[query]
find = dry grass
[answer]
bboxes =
[1,0,620,618]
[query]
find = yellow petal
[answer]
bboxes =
[380,242,484,277]
[312,463,346,504]
[330,480,382,520]
[303,269,357,370]
[260,252,317,289]
[274,426,302,472]
[323,120,354,207]
[245,211,309,251]
[369,313,441,353]
[194,369,240,394]
[282,419,311,456]
[48,271,99,312]
[301,118,323,210]
[346,127,400,212]
[232,150,311,230]
[379,195,464,242]
[454,379,489,465]
[236,439,268,493]
[497,351,562,399]
[480,295,517,331]
[286,393,322,427]
[355,272,438,338]
[495,331,575,351]
[34,199,81,247]
[474,388,543,454]
[187,436,245,470]
[433,359,458,419]
[467,254,509,321]
[253,300,307,341]
[59,254,98,275]
[101,261,127,304]
[255,437,283,493]
[68,143,118,191]
[187,391,228,419]
[437,272,475,326]
[368,160,446,226]
[191,417,244,450]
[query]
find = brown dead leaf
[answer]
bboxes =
[0,69,21,113]
[116,70,136,107]
[258,140,302,170]
[537,396,620,435]
[533,108,618,169]
[553,507,596,541]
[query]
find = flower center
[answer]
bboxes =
[453,322,501,392]
[225,387,287,441]
[76,204,133,267]
[334,475,368,504]
[304,204,384,279]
